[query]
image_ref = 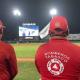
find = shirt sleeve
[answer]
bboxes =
[7,44,18,79]
[35,44,45,74]
[35,47,41,73]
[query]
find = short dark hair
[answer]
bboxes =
[49,28,69,37]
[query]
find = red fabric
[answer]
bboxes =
[49,16,68,33]
[35,38,80,80]
[0,41,18,80]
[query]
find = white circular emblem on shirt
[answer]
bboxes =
[47,58,64,76]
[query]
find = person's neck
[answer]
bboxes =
[51,36,67,39]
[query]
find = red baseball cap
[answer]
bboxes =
[49,16,68,34]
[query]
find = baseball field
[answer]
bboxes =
[12,43,41,80]
[11,42,80,80]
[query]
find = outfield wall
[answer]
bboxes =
[67,34,80,40]
[5,34,80,43]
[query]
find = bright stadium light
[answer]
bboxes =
[13,9,21,16]
[50,8,57,16]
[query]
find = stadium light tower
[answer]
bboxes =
[12,9,22,41]
[49,8,57,17]
[13,9,21,17]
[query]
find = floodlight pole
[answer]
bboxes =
[13,9,22,42]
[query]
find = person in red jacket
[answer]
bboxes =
[0,20,18,80]
[35,16,80,80]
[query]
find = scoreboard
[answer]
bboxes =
[19,23,39,37]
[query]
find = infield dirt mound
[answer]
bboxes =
[17,58,34,62]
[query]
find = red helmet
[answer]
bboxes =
[49,16,69,36]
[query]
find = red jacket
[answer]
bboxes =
[0,41,17,80]
[35,38,80,80]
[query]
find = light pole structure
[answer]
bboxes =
[12,9,22,41]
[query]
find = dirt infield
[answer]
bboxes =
[17,58,34,62]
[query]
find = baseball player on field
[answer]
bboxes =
[35,16,80,80]
[0,20,18,80]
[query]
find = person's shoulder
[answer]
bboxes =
[70,43,80,59]
[0,41,13,49]
[73,44,80,50]
[69,42,80,51]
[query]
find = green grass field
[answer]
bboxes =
[12,43,41,58]
[14,62,40,80]
[12,43,42,80]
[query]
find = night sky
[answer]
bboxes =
[0,0,80,40]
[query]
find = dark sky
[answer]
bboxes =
[0,0,80,40]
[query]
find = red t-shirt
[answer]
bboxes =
[0,41,17,80]
[35,38,80,80]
